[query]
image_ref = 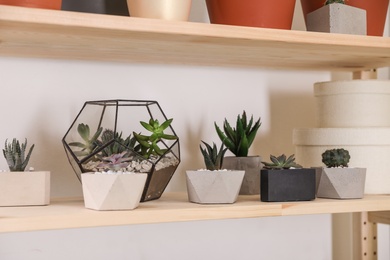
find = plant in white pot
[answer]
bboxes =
[317,148,366,199]
[186,141,245,204]
[306,0,367,35]
[0,138,50,206]
[215,111,262,195]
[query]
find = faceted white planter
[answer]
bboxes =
[306,3,366,35]
[186,170,245,204]
[293,128,390,194]
[317,167,366,199]
[314,80,390,127]
[82,173,147,211]
[0,171,50,206]
[127,0,192,21]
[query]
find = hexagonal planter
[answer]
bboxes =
[62,100,180,202]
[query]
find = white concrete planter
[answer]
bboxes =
[127,0,192,21]
[186,170,244,204]
[293,128,390,194]
[317,167,366,199]
[306,3,366,35]
[314,80,390,128]
[0,171,50,206]
[82,173,147,211]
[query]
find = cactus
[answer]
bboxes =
[98,129,137,157]
[322,148,350,168]
[2,138,35,171]
[325,0,345,5]
[133,118,177,159]
[96,151,132,172]
[262,154,302,170]
[68,123,102,157]
[215,111,261,157]
[200,141,227,171]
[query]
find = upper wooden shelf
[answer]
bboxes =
[0,5,390,71]
[1,193,390,233]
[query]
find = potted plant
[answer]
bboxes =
[62,100,180,202]
[305,0,366,35]
[317,148,366,199]
[215,111,262,195]
[0,0,62,10]
[126,0,192,21]
[186,141,245,204]
[81,151,147,211]
[205,0,296,29]
[61,0,129,16]
[0,138,50,206]
[261,154,316,202]
[301,0,390,36]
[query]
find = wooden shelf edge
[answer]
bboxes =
[1,193,390,233]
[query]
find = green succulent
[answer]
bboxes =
[3,138,35,171]
[215,111,261,157]
[68,123,102,157]
[325,0,345,5]
[262,154,302,170]
[98,129,137,157]
[200,141,227,171]
[96,151,132,172]
[322,148,350,168]
[133,118,178,159]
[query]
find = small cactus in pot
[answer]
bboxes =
[321,148,350,168]
[2,138,34,172]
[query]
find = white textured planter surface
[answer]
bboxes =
[314,80,390,127]
[293,128,390,194]
[127,0,192,21]
[82,173,147,211]
[186,170,244,204]
[0,171,50,206]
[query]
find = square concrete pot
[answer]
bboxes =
[306,3,366,35]
[82,173,147,210]
[0,171,50,206]
[261,168,316,202]
[186,170,244,204]
[317,167,366,199]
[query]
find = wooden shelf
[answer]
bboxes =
[0,5,390,71]
[1,193,390,233]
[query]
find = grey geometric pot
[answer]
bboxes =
[185,170,244,204]
[306,3,366,35]
[317,167,366,199]
[222,156,262,195]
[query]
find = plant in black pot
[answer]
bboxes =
[317,148,366,199]
[185,141,245,204]
[261,154,316,202]
[215,111,261,195]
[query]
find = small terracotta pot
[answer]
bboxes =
[0,0,62,9]
[127,0,192,21]
[300,0,390,36]
[206,0,296,29]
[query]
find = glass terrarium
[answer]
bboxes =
[62,100,180,202]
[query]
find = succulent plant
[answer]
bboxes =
[98,129,137,157]
[133,118,177,159]
[215,111,261,157]
[200,141,228,171]
[322,148,350,168]
[96,151,132,172]
[262,154,302,170]
[3,138,35,171]
[325,0,345,5]
[69,123,102,157]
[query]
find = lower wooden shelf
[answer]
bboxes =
[1,193,390,233]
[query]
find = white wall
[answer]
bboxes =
[0,1,388,260]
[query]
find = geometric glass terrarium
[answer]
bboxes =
[62,100,180,202]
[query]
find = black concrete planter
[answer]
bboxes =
[62,0,129,16]
[261,168,316,202]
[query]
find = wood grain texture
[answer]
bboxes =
[1,193,390,233]
[0,5,389,70]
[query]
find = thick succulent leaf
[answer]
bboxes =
[215,123,235,152]
[161,133,177,140]
[140,121,154,132]
[223,120,236,144]
[159,118,173,131]
[77,124,90,142]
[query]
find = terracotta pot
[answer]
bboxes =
[0,0,62,9]
[206,0,296,29]
[300,0,390,36]
[127,0,192,21]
